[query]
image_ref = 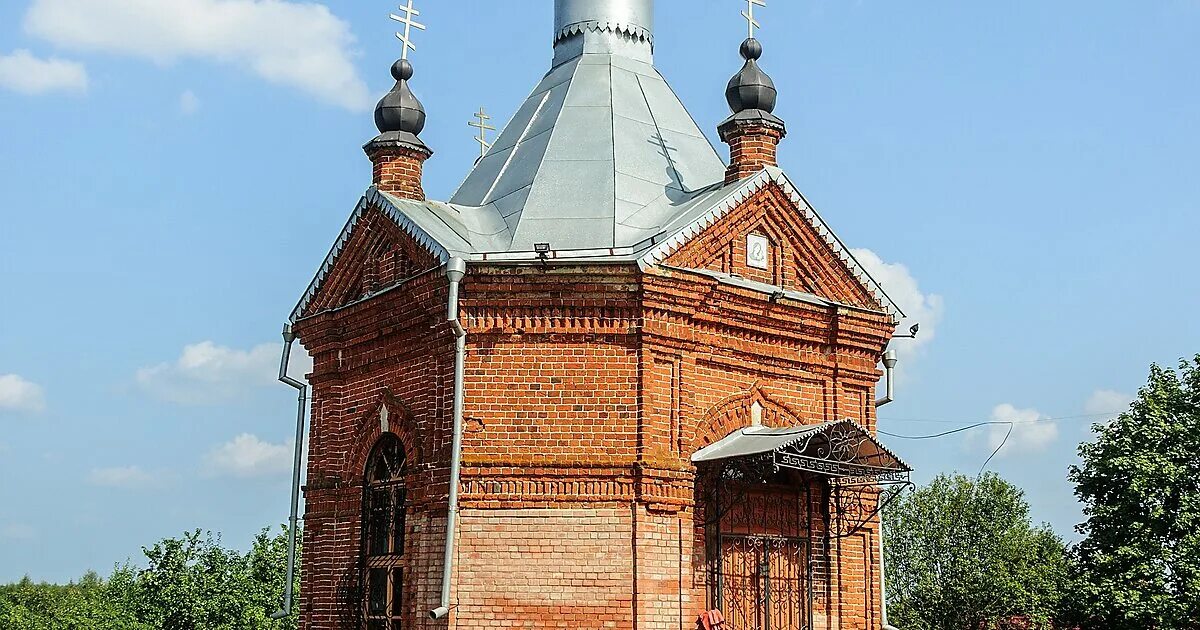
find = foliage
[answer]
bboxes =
[0,525,300,630]
[0,572,148,630]
[883,473,1071,630]
[1067,356,1200,629]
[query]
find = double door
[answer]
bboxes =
[719,534,808,630]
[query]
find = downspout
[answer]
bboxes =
[271,324,307,620]
[431,257,468,620]
[874,349,897,408]
[874,349,899,630]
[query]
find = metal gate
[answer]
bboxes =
[704,464,815,630]
[719,534,808,630]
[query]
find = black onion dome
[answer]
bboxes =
[374,59,426,136]
[725,38,777,114]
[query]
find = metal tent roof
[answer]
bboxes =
[447,29,727,251]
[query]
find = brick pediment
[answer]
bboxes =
[299,202,440,320]
[663,181,881,311]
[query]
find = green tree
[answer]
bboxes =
[1068,356,1200,629]
[112,526,301,630]
[0,572,148,629]
[884,473,1071,630]
[1,524,300,630]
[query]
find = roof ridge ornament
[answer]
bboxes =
[725,0,778,119]
[371,1,431,153]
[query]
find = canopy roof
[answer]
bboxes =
[692,420,911,482]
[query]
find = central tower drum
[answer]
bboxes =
[554,0,654,39]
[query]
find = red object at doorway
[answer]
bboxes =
[699,609,726,630]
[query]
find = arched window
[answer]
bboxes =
[363,434,407,629]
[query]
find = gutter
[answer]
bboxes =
[874,348,900,630]
[431,257,468,620]
[271,325,307,620]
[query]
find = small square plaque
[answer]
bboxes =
[746,233,769,270]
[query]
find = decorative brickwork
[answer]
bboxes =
[293,179,896,628]
[365,141,433,201]
[720,117,787,185]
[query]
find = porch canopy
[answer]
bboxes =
[692,420,911,484]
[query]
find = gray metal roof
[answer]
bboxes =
[693,422,841,463]
[290,2,908,323]
[291,168,907,322]
[446,16,727,252]
[691,419,912,475]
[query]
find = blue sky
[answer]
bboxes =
[1,0,1197,582]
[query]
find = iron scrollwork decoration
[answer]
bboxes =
[828,479,913,540]
[773,421,911,482]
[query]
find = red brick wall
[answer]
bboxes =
[295,262,456,629]
[294,181,895,629]
[454,509,635,629]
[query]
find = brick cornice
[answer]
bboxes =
[457,462,698,510]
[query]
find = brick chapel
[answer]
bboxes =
[286,1,913,629]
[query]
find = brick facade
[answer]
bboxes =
[292,180,895,629]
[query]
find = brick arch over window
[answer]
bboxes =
[692,383,801,453]
[347,392,421,480]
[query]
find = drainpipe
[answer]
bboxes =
[874,348,899,630]
[874,349,898,408]
[271,324,307,620]
[431,257,468,621]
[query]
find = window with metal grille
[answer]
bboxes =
[363,433,407,630]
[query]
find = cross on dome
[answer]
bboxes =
[468,107,495,159]
[742,0,766,40]
[390,0,426,60]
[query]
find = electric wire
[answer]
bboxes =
[878,411,1121,427]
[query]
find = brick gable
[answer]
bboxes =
[301,203,441,320]
[663,181,883,311]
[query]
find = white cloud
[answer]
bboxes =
[136,341,311,404]
[0,374,46,413]
[205,433,292,478]
[87,466,157,488]
[24,0,370,111]
[1,523,37,541]
[971,403,1059,456]
[179,89,200,115]
[0,49,87,95]
[851,248,944,362]
[1084,389,1133,417]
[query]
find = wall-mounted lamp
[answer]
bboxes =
[534,243,551,268]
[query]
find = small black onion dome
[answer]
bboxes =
[726,38,778,114]
[374,59,426,136]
